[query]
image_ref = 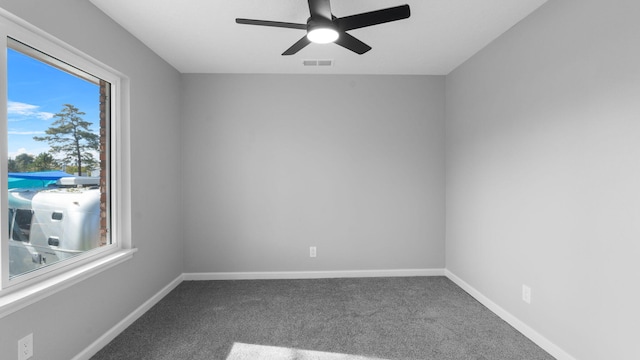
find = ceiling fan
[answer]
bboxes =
[236,0,411,55]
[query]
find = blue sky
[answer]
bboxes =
[7,48,100,159]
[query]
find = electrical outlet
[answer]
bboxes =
[522,284,532,304]
[18,333,33,360]
[309,246,316,258]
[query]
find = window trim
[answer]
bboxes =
[0,8,133,317]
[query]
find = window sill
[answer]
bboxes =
[0,248,137,319]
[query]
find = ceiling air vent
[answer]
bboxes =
[303,59,333,67]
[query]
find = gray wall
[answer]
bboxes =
[446,0,640,359]
[0,1,183,359]
[181,74,445,273]
[3,0,638,359]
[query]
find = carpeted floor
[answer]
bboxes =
[91,277,555,360]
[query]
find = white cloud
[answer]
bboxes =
[8,146,51,159]
[8,130,46,135]
[8,148,29,158]
[8,101,54,121]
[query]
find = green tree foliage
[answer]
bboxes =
[14,153,34,172]
[33,104,99,176]
[6,153,58,172]
[7,157,18,172]
[31,152,58,172]
[64,165,79,175]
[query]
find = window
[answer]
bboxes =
[6,38,111,279]
[0,9,132,308]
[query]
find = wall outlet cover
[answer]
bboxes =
[18,333,33,360]
[522,284,532,304]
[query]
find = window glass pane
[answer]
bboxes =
[6,39,110,279]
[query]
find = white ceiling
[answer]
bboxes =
[89,0,548,75]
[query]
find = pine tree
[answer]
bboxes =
[33,104,98,176]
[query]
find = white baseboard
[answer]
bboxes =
[72,274,184,360]
[444,270,576,360]
[184,268,445,281]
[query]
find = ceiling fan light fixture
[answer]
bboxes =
[306,18,339,44]
[307,27,339,44]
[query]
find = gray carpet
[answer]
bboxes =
[91,277,555,360]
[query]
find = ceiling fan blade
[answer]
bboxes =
[282,36,312,55]
[308,0,332,20]
[236,18,307,30]
[337,4,410,31]
[334,32,371,55]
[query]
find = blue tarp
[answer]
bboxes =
[8,171,71,189]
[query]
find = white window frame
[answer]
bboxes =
[0,8,134,318]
